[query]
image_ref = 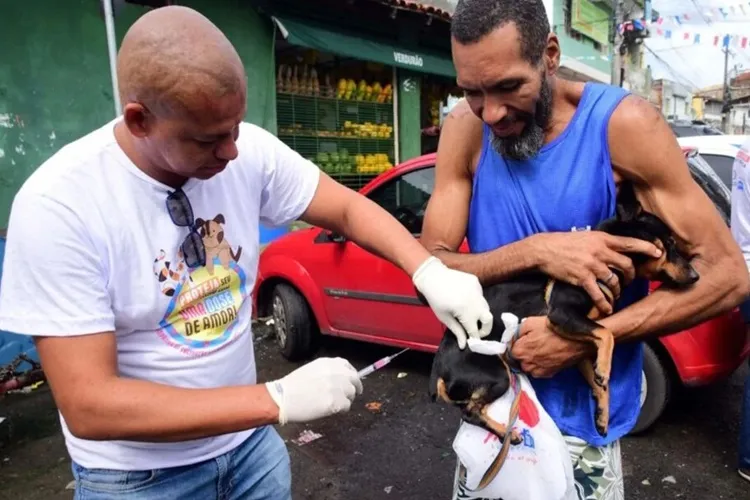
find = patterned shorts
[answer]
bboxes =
[451,434,624,500]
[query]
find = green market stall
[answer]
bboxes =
[272,15,456,190]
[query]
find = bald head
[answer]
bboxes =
[117,6,246,117]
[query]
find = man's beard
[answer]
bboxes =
[490,74,553,161]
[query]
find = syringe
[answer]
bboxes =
[357,348,409,379]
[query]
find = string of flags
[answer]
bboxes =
[651,31,748,48]
[651,2,750,25]
[617,2,750,49]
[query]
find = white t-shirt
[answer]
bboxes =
[731,137,750,273]
[0,119,320,470]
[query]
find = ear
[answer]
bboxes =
[122,103,152,139]
[194,218,206,236]
[616,182,642,222]
[213,214,225,225]
[544,33,560,75]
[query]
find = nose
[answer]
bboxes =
[215,135,239,161]
[481,97,509,126]
[685,266,700,284]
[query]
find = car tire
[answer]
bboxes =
[270,283,318,361]
[630,343,671,435]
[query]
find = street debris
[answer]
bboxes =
[66,480,76,490]
[384,485,393,494]
[291,429,322,446]
[662,475,677,484]
[397,372,408,379]
[0,353,45,396]
[0,417,5,425]
[641,479,651,486]
[365,401,383,412]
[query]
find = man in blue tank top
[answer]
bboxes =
[421,1,750,498]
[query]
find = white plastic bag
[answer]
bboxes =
[451,313,576,500]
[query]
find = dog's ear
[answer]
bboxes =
[195,218,206,237]
[213,214,225,225]
[615,182,642,222]
[217,231,224,244]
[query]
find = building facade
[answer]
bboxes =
[651,78,695,121]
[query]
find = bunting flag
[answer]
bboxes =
[645,27,750,49]
[648,2,750,25]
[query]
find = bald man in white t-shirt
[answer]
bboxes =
[0,7,493,499]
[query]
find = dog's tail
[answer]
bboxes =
[231,246,243,262]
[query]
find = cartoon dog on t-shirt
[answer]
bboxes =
[153,249,189,297]
[195,213,243,276]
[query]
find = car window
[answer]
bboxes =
[367,166,435,235]
[700,153,735,188]
[686,152,731,226]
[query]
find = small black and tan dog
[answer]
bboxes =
[429,182,699,445]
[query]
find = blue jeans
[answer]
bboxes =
[71,426,291,499]
[739,300,750,470]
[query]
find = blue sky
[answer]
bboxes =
[645,0,750,89]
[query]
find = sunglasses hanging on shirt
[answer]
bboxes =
[165,189,206,268]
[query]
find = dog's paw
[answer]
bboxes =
[594,406,609,437]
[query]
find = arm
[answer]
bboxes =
[420,100,660,314]
[600,96,750,341]
[0,193,357,442]
[258,128,493,345]
[299,173,433,276]
[420,99,540,281]
[36,333,279,441]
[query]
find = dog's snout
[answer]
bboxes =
[685,266,699,284]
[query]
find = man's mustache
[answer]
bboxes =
[493,111,534,128]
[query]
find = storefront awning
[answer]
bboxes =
[272,16,456,78]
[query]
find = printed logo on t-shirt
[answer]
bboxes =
[151,213,248,357]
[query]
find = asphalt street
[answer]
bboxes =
[1,328,748,499]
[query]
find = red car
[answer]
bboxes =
[253,151,750,435]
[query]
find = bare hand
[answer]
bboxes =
[510,317,592,378]
[530,231,662,315]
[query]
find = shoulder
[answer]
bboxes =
[607,93,661,140]
[606,94,679,182]
[442,98,484,139]
[14,121,118,210]
[436,98,485,175]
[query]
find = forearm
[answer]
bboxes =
[600,255,750,342]
[432,237,540,285]
[63,377,279,442]
[335,195,431,276]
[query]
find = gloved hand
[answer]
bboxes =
[265,357,363,425]
[412,256,493,349]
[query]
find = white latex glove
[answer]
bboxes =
[412,256,493,349]
[265,357,363,425]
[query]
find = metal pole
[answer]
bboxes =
[610,0,623,86]
[722,46,730,133]
[103,0,121,116]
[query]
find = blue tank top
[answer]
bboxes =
[467,82,648,446]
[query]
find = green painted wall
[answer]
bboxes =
[184,0,277,133]
[553,0,611,76]
[397,70,422,163]
[0,0,141,229]
[0,0,275,229]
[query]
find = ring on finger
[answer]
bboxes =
[604,272,616,284]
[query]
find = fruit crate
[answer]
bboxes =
[276,92,396,191]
